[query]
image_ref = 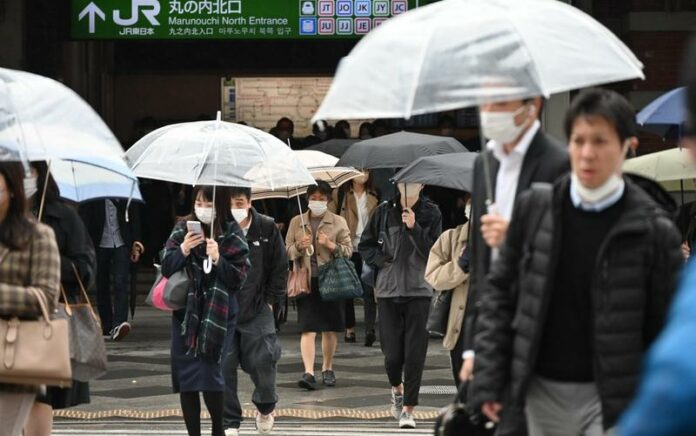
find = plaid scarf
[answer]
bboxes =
[164,221,249,362]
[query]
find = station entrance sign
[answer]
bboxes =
[71,0,424,39]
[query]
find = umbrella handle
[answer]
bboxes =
[203,256,213,274]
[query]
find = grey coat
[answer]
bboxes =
[359,196,442,299]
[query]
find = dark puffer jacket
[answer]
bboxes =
[471,175,683,435]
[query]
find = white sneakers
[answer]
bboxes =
[224,412,274,435]
[111,321,131,341]
[256,413,275,434]
[390,388,404,420]
[399,411,416,429]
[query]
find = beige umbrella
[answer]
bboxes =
[252,150,362,200]
[623,148,696,183]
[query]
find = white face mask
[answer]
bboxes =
[231,208,248,223]
[480,105,534,144]
[195,206,214,225]
[308,200,328,216]
[24,176,38,199]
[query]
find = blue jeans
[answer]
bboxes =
[96,246,130,333]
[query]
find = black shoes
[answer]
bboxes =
[298,373,318,391]
[322,370,337,387]
[345,332,356,343]
[364,330,377,347]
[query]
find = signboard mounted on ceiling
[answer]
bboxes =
[71,0,424,39]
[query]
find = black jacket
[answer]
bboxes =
[471,176,683,434]
[40,200,96,293]
[79,199,143,250]
[359,194,442,299]
[236,209,288,324]
[461,131,569,349]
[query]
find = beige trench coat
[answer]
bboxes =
[425,223,470,350]
[285,211,353,271]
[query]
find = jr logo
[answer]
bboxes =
[113,0,161,26]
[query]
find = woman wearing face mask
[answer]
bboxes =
[330,171,380,346]
[0,162,61,436]
[161,186,249,436]
[286,181,352,391]
[22,163,96,436]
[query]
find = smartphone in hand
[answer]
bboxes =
[186,221,204,236]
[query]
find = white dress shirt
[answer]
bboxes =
[353,191,369,250]
[487,120,541,222]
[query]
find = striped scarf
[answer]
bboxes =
[164,221,249,362]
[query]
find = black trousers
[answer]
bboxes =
[378,297,430,407]
[450,315,467,388]
[96,246,131,334]
[345,253,377,332]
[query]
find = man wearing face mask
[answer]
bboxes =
[470,89,682,435]
[359,182,442,430]
[458,96,569,385]
[222,188,287,436]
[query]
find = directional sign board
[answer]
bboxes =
[71,0,423,39]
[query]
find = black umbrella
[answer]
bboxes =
[306,138,359,158]
[392,152,477,192]
[337,131,467,169]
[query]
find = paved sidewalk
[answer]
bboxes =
[56,305,455,429]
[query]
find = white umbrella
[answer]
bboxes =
[313,0,644,122]
[252,150,362,200]
[0,68,129,167]
[0,68,143,217]
[49,160,142,203]
[126,115,314,189]
[623,148,696,182]
[126,114,316,272]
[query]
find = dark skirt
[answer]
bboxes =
[297,278,346,333]
[170,309,236,393]
[37,381,90,409]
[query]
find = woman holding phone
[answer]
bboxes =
[286,181,353,391]
[161,186,249,436]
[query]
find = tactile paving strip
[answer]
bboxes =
[54,408,440,420]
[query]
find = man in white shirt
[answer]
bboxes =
[458,97,569,384]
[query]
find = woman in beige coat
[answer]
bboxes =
[425,221,470,387]
[330,170,380,346]
[286,181,352,391]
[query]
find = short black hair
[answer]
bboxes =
[229,187,251,201]
[306,180,332,198]
[564,89,637,143]
[276,117,294,132]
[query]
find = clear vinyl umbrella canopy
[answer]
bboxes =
[313,0,644,122]
[126,119,315,190]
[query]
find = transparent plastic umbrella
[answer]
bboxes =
[313,0,644,122]
[126,114,316,272]
[252,150,362,200]
[0,68,128,166]
[0,67,143,217]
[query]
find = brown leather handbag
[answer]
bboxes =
[0,287,72,387]
[287,259,311,299]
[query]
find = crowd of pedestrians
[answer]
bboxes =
[1,34,696,436]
